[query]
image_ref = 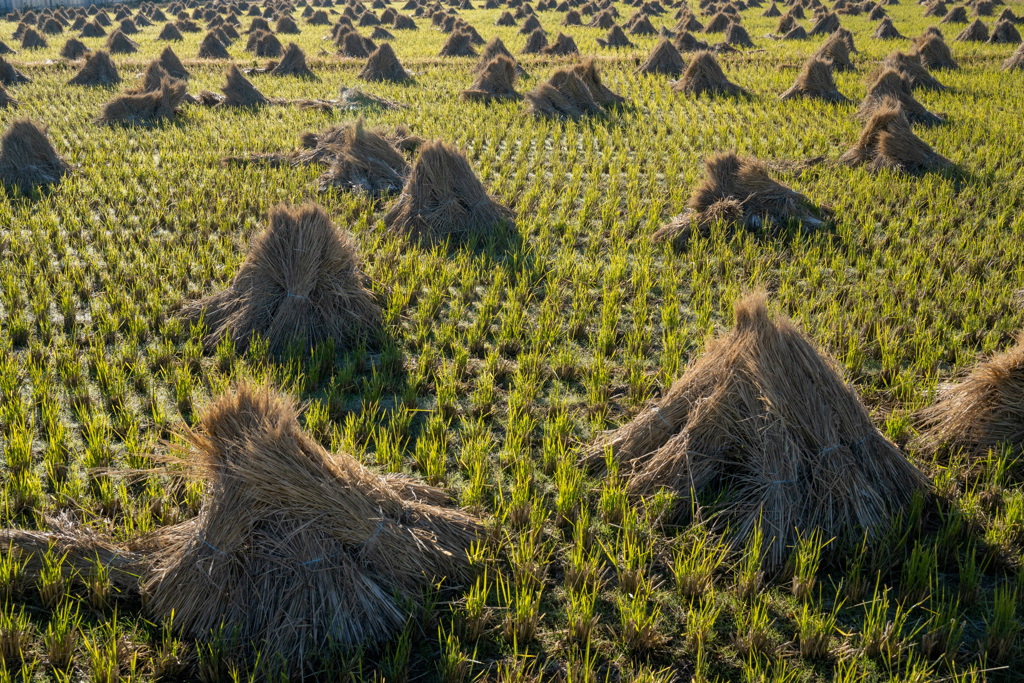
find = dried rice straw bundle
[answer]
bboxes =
[0,56,30,86]
[218,63,270,106]
[914,32,958,69]
[857,67,943,125]
[269,42,316,77]
[97,76,188,125]
[598,24,633,48]
[316,118,413,194]
[359,42,412,82]
[473,37,527,77]
[915,334,1024,458]
[839,96,951,173]
[812,30,854,70]
[2,383,480,673]
[1004,42,1024,71]
[652,152,827,249]
[182,203,382,353]
[383,140,512,242]
[672,50,744,96]
[0,119,71,190]
[525,68,603,118]
[871,51,945,90]
[778,56,849,102]
[955,18,988,41]
[586,293,928,569]
[461,54,521,102]
[68,49,121,86]
[872,16,904,38]
[637,38,685,76]
[569,58,624,107]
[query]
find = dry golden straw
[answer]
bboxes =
[1,383,481,673]
[182,202,382,354]
[586,293,929,569]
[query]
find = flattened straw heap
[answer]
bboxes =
[68,50,121,86]
[586,293,929,569]
[914,33,958,69]
[637,38,685,76]
[874,51,945,90]
[270,42,316,77]
[2,383,481,673]
[383,140,512,242]
[858,68,943,125]
[315,120,414,194]
[778,56,849,102]
[226,118,417,167]
[652,152,828,248]
[839,96,950,173]
[0,517,146,598]
[337,86,406,110]
[461,54,521,102]
[359,43,411,82]
[0,119,71,190]
[915,335,1024,458]
[98,74,188,125]
[672,50,744,96]
[183,203,381,353]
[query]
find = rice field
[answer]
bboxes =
[1,0,1024,679]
